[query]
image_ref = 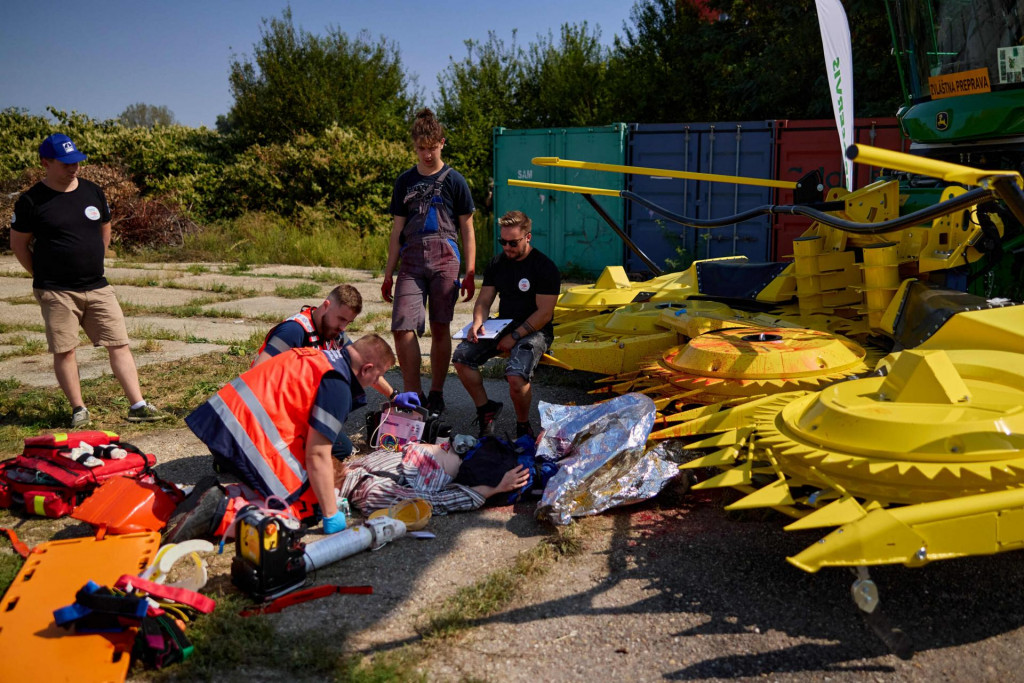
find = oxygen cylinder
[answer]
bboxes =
[303,516,407,572]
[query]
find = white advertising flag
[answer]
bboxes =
[815,0,855,191]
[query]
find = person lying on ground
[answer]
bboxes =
[335,441,529,515]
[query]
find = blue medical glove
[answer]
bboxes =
[393,392,421,411]
[323,510,347,534]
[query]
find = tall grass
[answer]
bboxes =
[183,211,389,269]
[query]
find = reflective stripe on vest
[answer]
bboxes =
[253,307,348,367]
[213,348,340,506]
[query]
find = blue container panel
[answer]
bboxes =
[697,123,773,262]
[626,122,774,275]
[626,126,702,274]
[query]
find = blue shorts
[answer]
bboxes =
[451,330,551,382]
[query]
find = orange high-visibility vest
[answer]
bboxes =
[205,347,351,521]
[253,307,348,368]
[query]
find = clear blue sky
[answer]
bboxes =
[0,1,635,129]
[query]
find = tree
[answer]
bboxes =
[607,0,720,123]
[436,32,525,206]
[607,0,900,123]
[225,8,413,143]
[518,22,611,127]
[118,103,175,128]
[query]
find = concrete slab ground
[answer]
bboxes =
[125,316,265,343]
[202,296,326,318]
[0,331,46,345]
[109,284,212,307]
[0,276,33,300]
[104,266,189,282]
[0,340,227,387]
[168,273,322,295]
[245,264,369,281]
[0,301,44,327]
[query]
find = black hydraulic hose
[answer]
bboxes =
[620,186,995,235]
[581,193,663,276]
[988,176,1024,228]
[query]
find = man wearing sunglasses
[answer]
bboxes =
[453,211,560,439]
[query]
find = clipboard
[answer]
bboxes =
[453,319,513,340]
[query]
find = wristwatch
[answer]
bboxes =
[510,330,523,342]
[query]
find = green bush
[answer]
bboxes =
[0,110,414,239]
[217,125,409,229]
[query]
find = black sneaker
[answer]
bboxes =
[163,476,227,543]
[425,390,446,414]
[474,400,504,438]
[516,421,536,440]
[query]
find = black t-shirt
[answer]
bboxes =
[482,248,561,335]
[389,164,475,219]
[10,179,111,291]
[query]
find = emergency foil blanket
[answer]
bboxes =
[536,393,684,525]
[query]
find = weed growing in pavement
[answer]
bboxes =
[119,300,248,320]
[308,269,348,284]
[186,264,210,274]
[112,278,256,299]
[107,275,163,287]
[0,323,45,336]
[4,295,36,306]
[347,310,390,334]
[0,336,47,361]
[273,282,322,298]
[227,330,267,358]
[416,523,587,641]
[138,338,163,353]
[221,262,252,275]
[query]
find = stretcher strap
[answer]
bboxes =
[115,574,216,614]
[0,527,30,558]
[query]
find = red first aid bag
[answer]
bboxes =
[0,430,157,518]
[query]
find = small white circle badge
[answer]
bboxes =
[10,212,15,225]
[84,206,101,220]
[518,278,531,292]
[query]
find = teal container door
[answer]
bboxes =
[493,124,627,275]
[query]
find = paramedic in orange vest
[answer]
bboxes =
[253,283,419,416]
[185,334,396,534]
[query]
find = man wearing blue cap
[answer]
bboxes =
[9,133,168,427]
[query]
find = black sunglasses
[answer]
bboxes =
[498,236,526,247]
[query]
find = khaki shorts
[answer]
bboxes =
[34,286,130,354]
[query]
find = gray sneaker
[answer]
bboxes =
[127,402,170,422]
[71,406,92,429]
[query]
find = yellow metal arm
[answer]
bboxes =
[847,144,1023,188]
[508,179,623,197]
[531,156,797,190]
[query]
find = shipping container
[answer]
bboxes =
[773,118,907,259]
[625,121,775,276]
[492,124,627,275]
